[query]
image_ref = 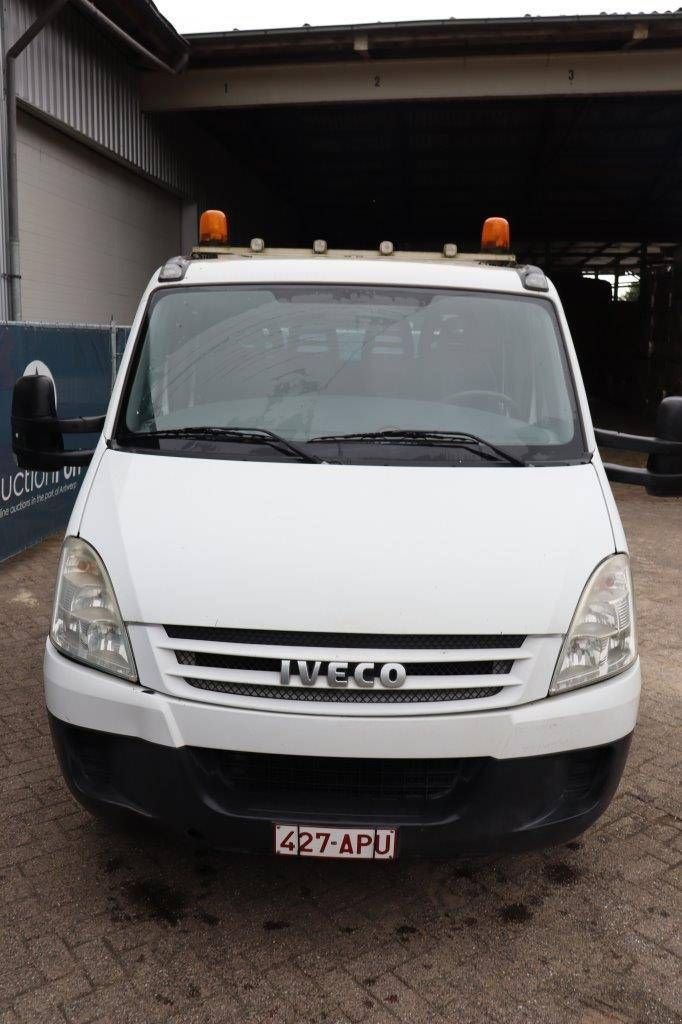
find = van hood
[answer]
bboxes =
[78,451,614,636]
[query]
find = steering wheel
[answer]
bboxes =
[442,389,522,417]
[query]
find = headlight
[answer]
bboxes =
[51,537,137,682]
[550,553,636,695]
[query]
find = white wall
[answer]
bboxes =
[17,113,182,324]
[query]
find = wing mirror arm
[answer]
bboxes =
[596,396,682,497]
[600,460,682,495]
[57,414,106,435]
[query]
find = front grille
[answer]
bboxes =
[165,625,525,650]
[183,677,503,702]
[175,650,512,676]
[165,628,525,709]
[188,748,483,822]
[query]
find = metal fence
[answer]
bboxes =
[0,321,129,562]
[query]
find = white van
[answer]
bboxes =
[12,214,651,859]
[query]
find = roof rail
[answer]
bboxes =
[189,243,517,266]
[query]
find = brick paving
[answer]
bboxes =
[0,483,680,1024]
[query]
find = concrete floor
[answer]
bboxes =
[0,483,680,1024]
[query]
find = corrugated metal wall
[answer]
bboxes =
[5,0,196,197]
[0,14,11,319]
[0,0,214,318]
[0,1,297,319]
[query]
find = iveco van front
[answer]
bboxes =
[21,216,643,859]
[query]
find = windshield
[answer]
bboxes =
[118,284,585,465]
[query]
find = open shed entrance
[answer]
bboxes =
[163,91,682,426]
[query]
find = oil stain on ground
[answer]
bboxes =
[124,878,188,926]
[543,861,581,886]
[498,902,533,924]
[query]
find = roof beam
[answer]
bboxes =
[141,49,682,112]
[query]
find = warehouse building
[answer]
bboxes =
[2,2,682,418]
[0,0,276,324]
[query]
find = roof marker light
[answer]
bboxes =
[443,243,458,258]
[158,256,188,282]
[518,265,549,292]
[313,239,328,254]
[481,217,510,253]
[250,237,265,252]
[199,209,229,245]
[379,240,394,256]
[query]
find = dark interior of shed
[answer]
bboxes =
[165,92,682,425]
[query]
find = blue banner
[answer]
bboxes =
[0,323,129,562]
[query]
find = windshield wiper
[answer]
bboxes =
[308,429,528,466]
[135,426,323,464]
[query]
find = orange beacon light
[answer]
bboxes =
[199,209,229,245]
[481,217,510,253]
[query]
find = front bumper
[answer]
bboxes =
[49,712,632,855]
[45,641,640,855]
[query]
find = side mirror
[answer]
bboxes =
[11,374,105,471]
[646,396,682,496]
[596,395,682,496]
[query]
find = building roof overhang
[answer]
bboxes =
[184,13,682,68]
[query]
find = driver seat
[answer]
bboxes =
[421,313,499,401]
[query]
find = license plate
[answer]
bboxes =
[274,824,397,860]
